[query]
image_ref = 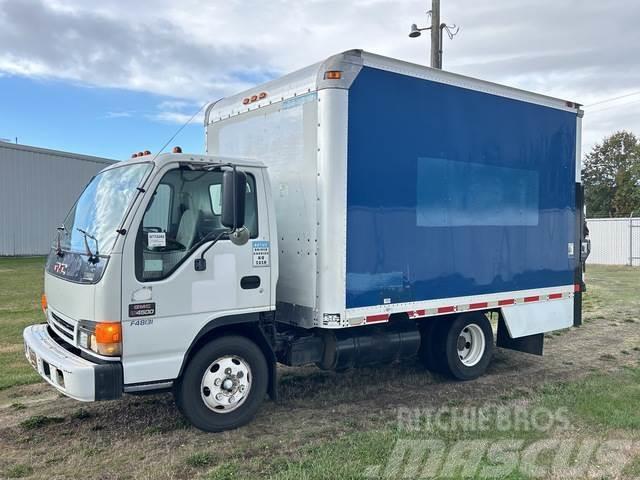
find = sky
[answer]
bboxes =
[0,0,639,160]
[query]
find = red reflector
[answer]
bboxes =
[258,92,267,100]
[242,98,250,105]
[250,95,258,102]
[437,306,455,314]
[548,293,563,300]
[574,283,581,292]
[366,314,389,323]
[469,302,488,310]
[415,309,426,316]
[524,296,539,303]
[498,299,515,306]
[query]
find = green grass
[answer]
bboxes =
[0,256,45,390]
[4,464,34,478]
[200,367,640,479]
[185,451,218,468]
[20,414,65,430]
[541,366,640,430]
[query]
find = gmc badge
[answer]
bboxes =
[129,302,156,318]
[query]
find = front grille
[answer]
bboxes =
[50,312,74,341]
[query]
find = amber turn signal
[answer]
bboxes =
[95,322,122,344]
[41,293,48,314]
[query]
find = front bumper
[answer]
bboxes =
[23,324,122,401]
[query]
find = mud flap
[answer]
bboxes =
[496,317,544,356]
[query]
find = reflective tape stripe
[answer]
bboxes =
[353,289,573,326]
[366,314,389,323]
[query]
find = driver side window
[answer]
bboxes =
[136,168,258,281]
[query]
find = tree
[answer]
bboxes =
[582,131,640,217]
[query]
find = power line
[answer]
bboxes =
[584,91,640,108]
[151,102,208,161]
[587,97,640,115]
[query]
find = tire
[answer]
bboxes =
[439,313,494,381]
[175,335,268,432]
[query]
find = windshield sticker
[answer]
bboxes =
[147,232,166,248]
[252,240,270,267]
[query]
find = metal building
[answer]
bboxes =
[586,217,640,266]
[0,141,115,256]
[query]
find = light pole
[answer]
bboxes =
[408,0,459,69]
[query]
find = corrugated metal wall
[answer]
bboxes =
[586,217,640,266]
[0,142,115,256]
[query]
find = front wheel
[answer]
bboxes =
[175,335,268,432]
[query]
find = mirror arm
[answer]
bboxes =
[194,230,229,271]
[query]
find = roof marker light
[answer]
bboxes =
[324,70,342,80]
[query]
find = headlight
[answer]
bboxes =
[77,320,122,356]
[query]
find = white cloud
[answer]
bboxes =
[1,0,639,151]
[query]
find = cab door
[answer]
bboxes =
[119,163,273,386]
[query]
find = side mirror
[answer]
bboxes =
[221,169,247,230]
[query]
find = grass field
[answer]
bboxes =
[0,257,43,391]
[0,258,639,479]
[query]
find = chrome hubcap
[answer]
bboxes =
[457,323,486,367]
[201,355,252,413]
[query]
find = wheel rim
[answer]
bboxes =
[457,323,486,367]
[200,355,252,413]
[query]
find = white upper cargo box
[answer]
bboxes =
[205,49,580,126]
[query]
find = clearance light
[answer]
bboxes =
[41,294,48,314]
[242,92,268,105]
[324,70,342,80]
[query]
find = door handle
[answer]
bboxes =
[240,276,261,290]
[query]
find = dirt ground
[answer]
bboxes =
[0,265,639,479]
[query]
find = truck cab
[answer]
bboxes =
[24,153,279,431]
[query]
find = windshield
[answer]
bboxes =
[58,163,152,255]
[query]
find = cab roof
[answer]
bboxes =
[101,153,266,173]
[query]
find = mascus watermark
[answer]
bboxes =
[365,438,637,479]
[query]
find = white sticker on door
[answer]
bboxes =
[252,240,270,267]
[147,232,166,248]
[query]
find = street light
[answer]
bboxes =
[408,3,459,69]
[409,23,428,38]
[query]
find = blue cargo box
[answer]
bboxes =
[345,66,578,309]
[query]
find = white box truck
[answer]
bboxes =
[23,50,588,431]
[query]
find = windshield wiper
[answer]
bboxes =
[76,228,100,264]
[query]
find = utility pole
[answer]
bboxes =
[408,0,458,69]
[430,0,441,69]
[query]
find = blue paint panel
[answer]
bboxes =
[346,67,577,309]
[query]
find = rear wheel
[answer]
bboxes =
[175,335,268,432]
[420,313,494,380]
